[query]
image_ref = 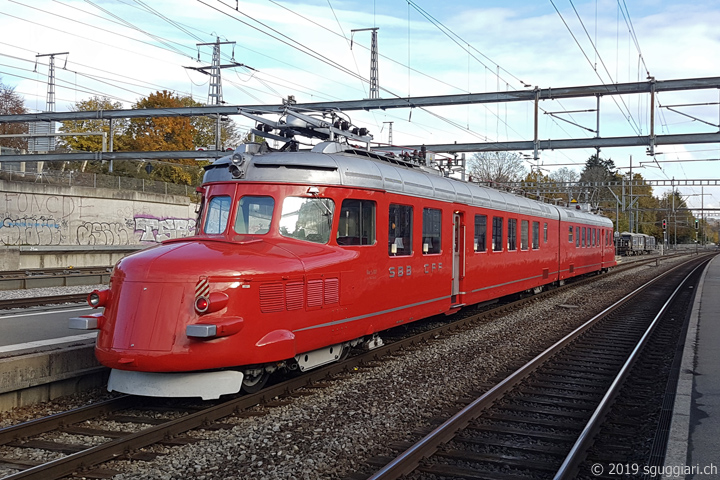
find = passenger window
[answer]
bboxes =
[422,208,442,254]
[532,221,540,249]
[544,222,548,243]
[234,196,274,234]
[582,227,586,247]
[520,220,529,250]
[337,199,376,246]
[474,215,487,252]
[389,204,413,256]
[492,217,503,251]
[508,218,517,251]
[280,196,334,243]
[204,196,231,234]
[568,225,574,243]
[576,226,580,247]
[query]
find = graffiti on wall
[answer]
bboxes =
[76,221,132,246]
[1,191,196,246]
[75,217,197,245]
[2,192,91,219]
[0,216,65,246]
[134,217,197,243]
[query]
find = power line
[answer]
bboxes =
[132,0,205,42]
[0,11,190,73]
[199,0,494,143]
[549,0,642,136]
[264,0,471,96]
[617,0,650,77]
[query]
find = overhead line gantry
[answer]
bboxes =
[1,76,720,162]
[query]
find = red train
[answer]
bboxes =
[70,110,616,399]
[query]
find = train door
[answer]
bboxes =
[452,212,464,304]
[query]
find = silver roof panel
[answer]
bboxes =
[205,146,610,224]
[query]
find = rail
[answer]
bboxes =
[0,294,89,310]
[0,267,111,293]
[366,254,710,479]
[554,259,708,479]
[0,253,709,479]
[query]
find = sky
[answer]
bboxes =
[1,0,719,212]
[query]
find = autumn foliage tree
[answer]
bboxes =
[58,96,128,152]
[0,80,28,151]
[50,89,249,185]
[125,90,195,151]
[121,91,198,185]
[179,96,243,149]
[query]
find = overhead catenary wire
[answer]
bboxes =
[0,43,201,101]
[402,0,595,163]
[4,0,706,188]
[5,1,383,117]
[550,0,642,136]
[7,2,195,62]
[199,0,496,144]
[2,0,584,153]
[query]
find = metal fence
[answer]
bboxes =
[0,167,196,197]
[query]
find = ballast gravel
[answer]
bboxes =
[1,256,691,480]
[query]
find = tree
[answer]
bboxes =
[468,151,527,185]
[659,190,695,244]
[625,172,659,237]
[0,80,28,150]
[125,90,195,152]
[549,167,580,203]
[179,96,243,149]
[122,91,201,185]
[579,153,617,185]
[578,153,619,205]
[58,96,129,152]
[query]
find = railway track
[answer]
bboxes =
[364,254,710,480]
[0,267,111,292]
[0,294,89,310]
[0,253,707,479]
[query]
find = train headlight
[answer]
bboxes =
[88,289,111,309]
[194,292,229,315]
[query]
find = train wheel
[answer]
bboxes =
[339,343,351,361]
[242,370,270,393]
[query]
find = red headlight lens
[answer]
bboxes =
[195,297,209,313]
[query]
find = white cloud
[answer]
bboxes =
[1,0,718,207]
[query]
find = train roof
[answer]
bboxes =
[204,141,613,228]
[619,231,654,237]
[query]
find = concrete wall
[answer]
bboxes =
[0,180,197,268]
[0,344,107,412]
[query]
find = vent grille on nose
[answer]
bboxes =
[324,278,339,305]
[259,283,284,312]
[286,282,304,310]
[307,280,323,308]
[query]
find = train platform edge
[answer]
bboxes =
[664,254,720,479]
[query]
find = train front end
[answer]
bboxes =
[71,225,308,399]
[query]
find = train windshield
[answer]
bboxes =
[204,196,232,234]
[280,196,335,243]
[234,196,274,235]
